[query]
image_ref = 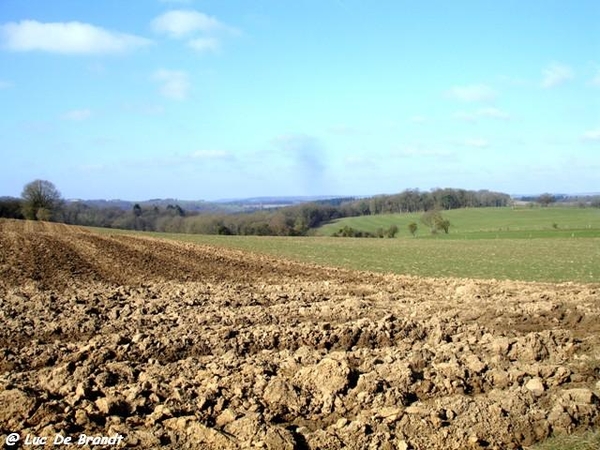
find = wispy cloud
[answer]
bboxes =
[188,37,219,53]
[0,20,151,54]
[541,63,574,88]
[590,69,600,87]
[153,69,190,100]
[151,10,238,54]
[0,79,12,89]
[272,133,326,182]
[61,109,92,121]
[151,10,234,38]
[582,129,600,142]
[453,107,510,122]
[446,84,496,102]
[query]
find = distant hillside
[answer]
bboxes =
[67,198,231,213]
[216,195,354,209]
[513,193,600,205]
[67,196,354,212]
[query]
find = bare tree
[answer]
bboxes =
[537,193,556,207]
[21,179,63,221]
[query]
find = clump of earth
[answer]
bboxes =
[1,219,599,449]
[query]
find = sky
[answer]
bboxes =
[0,0,599,201]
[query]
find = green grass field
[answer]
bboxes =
[529,430,600,450]
[314,206,600,239]
[93,207,600,283]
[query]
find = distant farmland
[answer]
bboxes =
[314,206,600,239]
[93,207,600,283]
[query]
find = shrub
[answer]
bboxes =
[386,224,399,238]
[408,222,418,237]
[421,210,451,234]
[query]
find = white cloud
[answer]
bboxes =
[151,10,228,38]
[453,107,510,122]
[0,20,151,54]
[541,63,574,88]
[151,10,238,54]
[188,37,219,53]
[582,129,600,142]
[61,109,92,121]
[590,70,600,87]
[446,84,496,102]
[153,69,190,100]
[0,79,12,89]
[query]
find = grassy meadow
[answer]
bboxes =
[92,206,600,283]
[314,206,600,239]
[529,430,600,450]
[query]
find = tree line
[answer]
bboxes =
[94,188,513,236]
[5,180,597,237]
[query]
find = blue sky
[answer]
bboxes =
[1,0,599,200]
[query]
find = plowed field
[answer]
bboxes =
[1,219,599,449]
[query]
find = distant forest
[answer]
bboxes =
[1,187,598,236]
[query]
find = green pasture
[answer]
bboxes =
[94,227,600,284]
[314,206,600,239]
[529,429,600,450]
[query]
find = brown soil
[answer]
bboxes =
[1,219,599,449]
